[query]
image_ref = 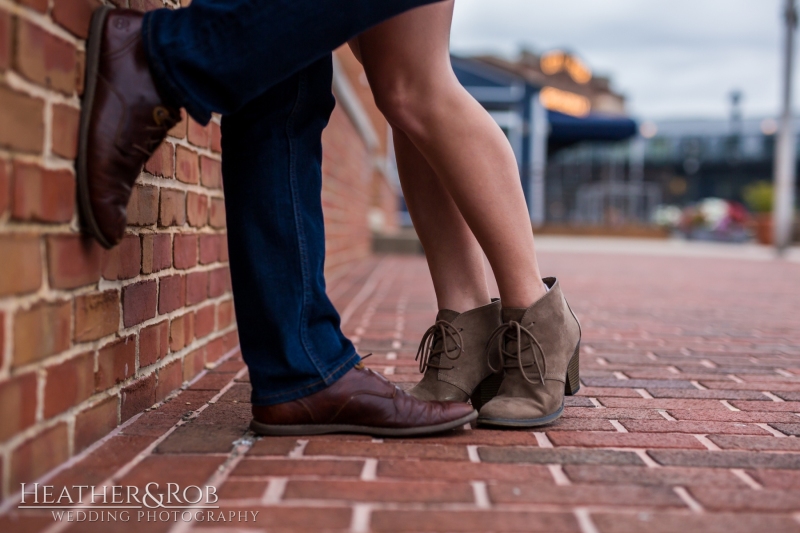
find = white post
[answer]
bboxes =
[629,136,646,221]
[529,94,548,226]
[774,0,798,252]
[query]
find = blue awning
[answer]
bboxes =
[547,110,637,153]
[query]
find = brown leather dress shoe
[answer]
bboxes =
[78,6,180,248]
[250,365,477,437]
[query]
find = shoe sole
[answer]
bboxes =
[249,410,478,437]
[477,402,564,428]
[476,342,580,428]
[76,5,115,250]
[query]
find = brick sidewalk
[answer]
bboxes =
[2,250,799,533]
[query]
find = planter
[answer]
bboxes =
[754,213,773,245]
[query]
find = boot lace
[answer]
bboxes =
[132,106,178,157]
[415,320,463,373]
[486,321,547,385]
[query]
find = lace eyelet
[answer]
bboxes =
[153,106,171,126]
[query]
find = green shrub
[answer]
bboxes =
[743,181,773,213]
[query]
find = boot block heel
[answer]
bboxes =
[470,372,504,411]
[564,343,580,396]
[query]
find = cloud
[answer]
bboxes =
[451,0,787,119]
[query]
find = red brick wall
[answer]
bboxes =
[322,104,373,279]
[0,1,392,501]
[0,0,236,501]
[373,165,400,234]
[335,47,400,235]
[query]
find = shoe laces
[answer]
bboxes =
[415,320,463,373]
[132,106,179,157]
[486,321,547,385]
[353,353,373,370]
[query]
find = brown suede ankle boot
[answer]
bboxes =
[409,300,503,408]
[477,277,581,427]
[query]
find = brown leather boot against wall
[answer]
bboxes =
[410,300,503,408]
[78,7,180,249]
[478,277,581,427]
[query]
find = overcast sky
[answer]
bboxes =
[450,0,790,121]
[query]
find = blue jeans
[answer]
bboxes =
[142,0,437,405]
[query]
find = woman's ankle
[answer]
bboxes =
[437,294,492,314]
[499,281,548,309]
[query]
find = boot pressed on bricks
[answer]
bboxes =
[477,277,581,428]
[77,6,180,249]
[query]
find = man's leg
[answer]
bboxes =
[77,0,440,247]
[220,57,353,404]
[216,57,476,434]
[142,0,442,125]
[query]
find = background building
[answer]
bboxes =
[448,51,798,230]
[638,117,780,205]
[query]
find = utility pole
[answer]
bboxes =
[774,0,798,252]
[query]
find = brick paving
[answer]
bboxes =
[2,244,800,532]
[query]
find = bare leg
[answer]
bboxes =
[355,1,546,307]
[393,129,491,312]
[350,36,489,313]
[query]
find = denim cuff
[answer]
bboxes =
[141,9,213,125]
